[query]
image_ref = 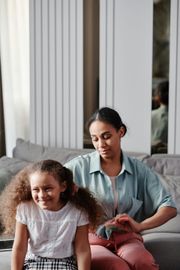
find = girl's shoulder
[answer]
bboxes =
[16,201,37,224]
[17,201,39,216]
[17,200,34,209]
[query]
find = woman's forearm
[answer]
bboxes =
[140,206,177,231]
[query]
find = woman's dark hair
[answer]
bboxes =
[86,107,127,134]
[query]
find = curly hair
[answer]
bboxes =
[0,167,31,234]
[0,160,103,234]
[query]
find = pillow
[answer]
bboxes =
[0,168,12,193]
[13,138,45,162]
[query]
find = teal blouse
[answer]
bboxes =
[65,151,176,222]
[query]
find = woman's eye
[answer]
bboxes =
[103,134,111,140]
[91,137,98,142]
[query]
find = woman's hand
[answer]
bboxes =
[114,213,142,233]
[115,206,177,233]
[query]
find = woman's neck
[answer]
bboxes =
[101,154,123,177]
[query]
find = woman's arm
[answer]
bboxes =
[74,224,91,270]
[139,206,177,231]
[115,206,177,233]
[11,221,29,270]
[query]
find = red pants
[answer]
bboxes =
[89,233,159,270]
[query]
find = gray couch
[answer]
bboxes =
[0,138,180,270]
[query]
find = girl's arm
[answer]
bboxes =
[11,221,29,270]
[74,224,91,270]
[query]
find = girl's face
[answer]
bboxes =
[89,120,123,160]
[30,172,66,211]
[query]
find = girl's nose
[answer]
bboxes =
[39,190,46,198]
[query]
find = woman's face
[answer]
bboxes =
[89,120,123,160]
[30,172,66,211]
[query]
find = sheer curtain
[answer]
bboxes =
[0,0,29,156]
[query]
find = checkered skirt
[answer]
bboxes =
[24,254,78,270]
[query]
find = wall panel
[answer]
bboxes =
[169,0,180,154]
[100,0,153,153]
[29,0,83,148]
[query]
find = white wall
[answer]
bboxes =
[100,0,153,153]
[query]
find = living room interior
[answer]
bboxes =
[0,0,180,157]
[0,0,180,269]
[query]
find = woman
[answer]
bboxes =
[65,107,177,270]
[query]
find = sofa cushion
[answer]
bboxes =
[142,215,180,270]
[0,156,30,175]
[0,250,11,270]
[144,154,180,213]
[144,154,180,175]
[142,214,180,235]
[143,232,180,270]
[0,156,30,194]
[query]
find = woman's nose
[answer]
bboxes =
[99,139,106,147]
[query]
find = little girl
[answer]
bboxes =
[0,159,103,270]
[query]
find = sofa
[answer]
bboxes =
[0,138,180,270]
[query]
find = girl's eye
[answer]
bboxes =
[32,188,38,192]
[45,188,52,192]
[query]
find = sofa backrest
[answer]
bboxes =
[13,138,94,164]
[144,154,180,176]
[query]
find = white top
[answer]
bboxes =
[16,201,89,258]
[109,176,118,211]
[109,163,125,214]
